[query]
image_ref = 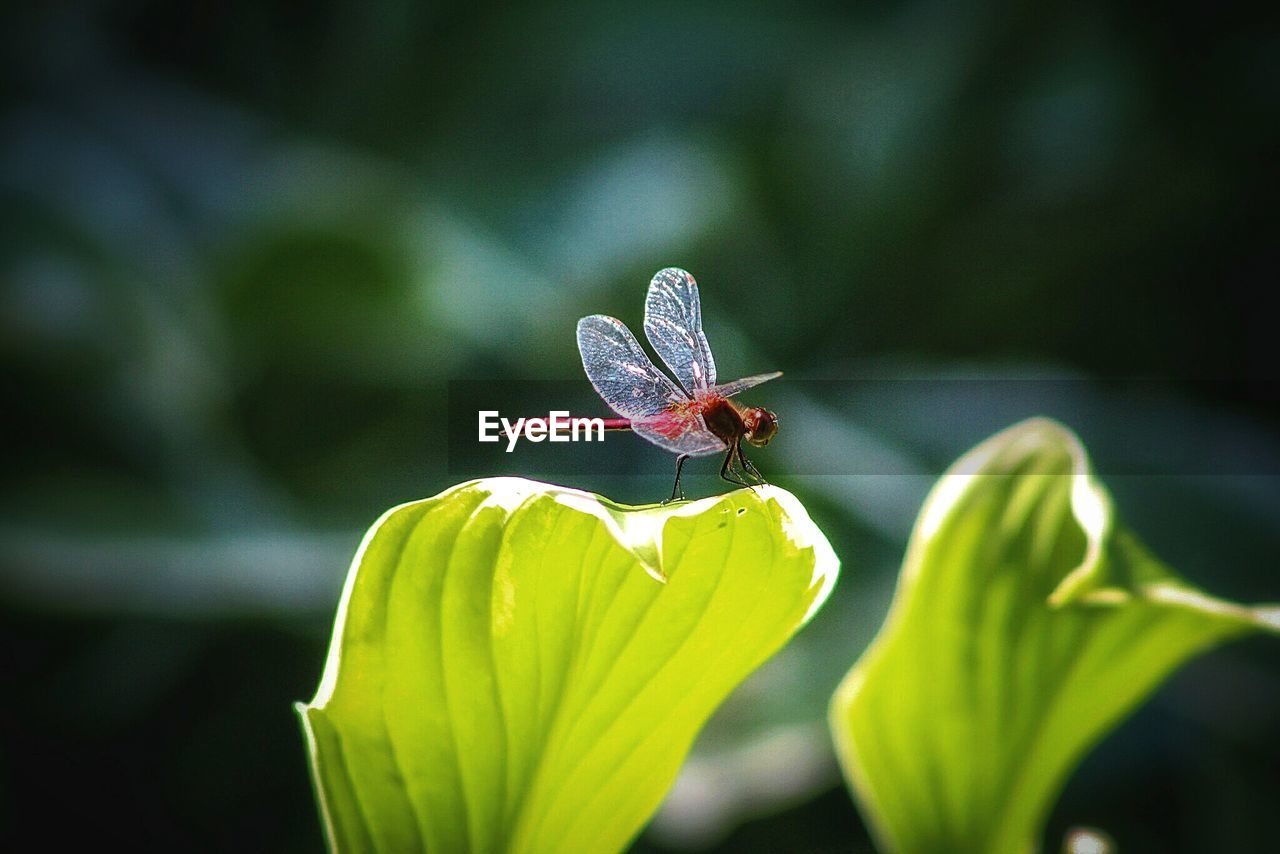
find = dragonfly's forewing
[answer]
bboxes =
[711,371,783,399]
[644,267,717,394]
[577,314,725,456]
[577,315,686,418]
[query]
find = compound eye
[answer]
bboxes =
[747,409,778,446]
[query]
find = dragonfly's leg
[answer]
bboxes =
[720,441,752,489]
[664,454,690,504]
[719,445,737,484]
[732,440,759,490]
[736,443,766,485]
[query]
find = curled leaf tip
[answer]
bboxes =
[831,418,1277,854]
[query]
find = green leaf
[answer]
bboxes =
[830,418,1279,854]
[299,477,838,853]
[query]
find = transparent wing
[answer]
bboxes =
[632,415,726,457]
[710,371,783,399]
[577,314,688,419]
[578,315,724,456]
[644,267,717,394]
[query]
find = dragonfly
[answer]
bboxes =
[577,267,781,502]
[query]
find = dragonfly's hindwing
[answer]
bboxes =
[644,267,717,394]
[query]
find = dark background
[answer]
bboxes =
[2,2,1278,851]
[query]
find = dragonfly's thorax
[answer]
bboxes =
[700,396,746,444]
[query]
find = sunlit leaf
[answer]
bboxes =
[830,418,1279,854]
[299,477,838,853]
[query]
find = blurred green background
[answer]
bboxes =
[2,2,1277,852]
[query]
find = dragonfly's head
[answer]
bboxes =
[743,407,778,447]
